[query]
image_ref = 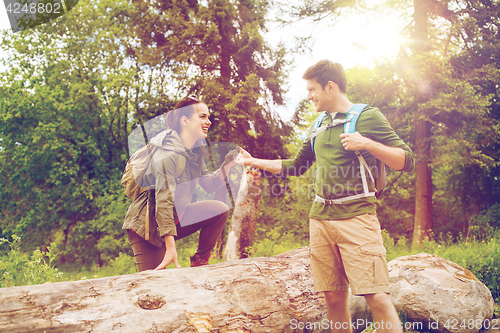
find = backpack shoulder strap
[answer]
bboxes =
[345,104,374,194]
[344,104,368,134]
[310,111,327,157]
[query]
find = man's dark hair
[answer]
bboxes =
[302,60,347,94]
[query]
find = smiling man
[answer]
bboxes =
[235,59,414,333]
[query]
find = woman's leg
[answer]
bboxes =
[127,230,165,272]
[175,200,229,260]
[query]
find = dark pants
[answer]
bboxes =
[127,200,229,272]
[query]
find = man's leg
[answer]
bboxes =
[310,218,352,333]
[364,293,402,333]
[324,290,352,333]
[329,214,400,333]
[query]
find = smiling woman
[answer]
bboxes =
[122,96,240,272]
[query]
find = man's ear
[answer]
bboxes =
[326,80,337,93]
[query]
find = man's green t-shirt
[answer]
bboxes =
[281,106,414,220]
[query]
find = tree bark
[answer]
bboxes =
[0,247,328,333]
[412,0,434,248]
[224,167,262,260]
[413,118,433,247]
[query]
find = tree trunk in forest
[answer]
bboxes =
[212,2,233,259]
[224,167,262,260]
[0,247,328,333]
[412,0,434,248]
[413,118,433,247]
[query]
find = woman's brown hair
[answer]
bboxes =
[165,96,200,133]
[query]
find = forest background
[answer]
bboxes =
[0,0,499,303]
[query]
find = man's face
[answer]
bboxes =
[306,79,333,113]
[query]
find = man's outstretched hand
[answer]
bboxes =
[234,147,282,174]
[234,147,253,166]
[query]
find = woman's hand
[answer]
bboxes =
[234,147,254,166]
[218,148,240,180]
[154,236,181,270]
[224,148,240,165]
[234,147,282,173]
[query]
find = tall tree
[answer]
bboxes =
[411,0,434,246]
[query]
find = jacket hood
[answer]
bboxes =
[149,129,187,155]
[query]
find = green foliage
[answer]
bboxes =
[126,0,293,161]
[57,176,132,268]
[110,252,137,276]
[249,176,311,257]
[0,0,142,250]
[250,225,307,257]
[0,235,63,287]
[470,203,500,240]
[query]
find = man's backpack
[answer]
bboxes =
[309,104,387,201]
[121,144,186,240]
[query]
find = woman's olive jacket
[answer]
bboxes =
[122,129,225,247]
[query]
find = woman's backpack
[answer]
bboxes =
[121,144,186,240]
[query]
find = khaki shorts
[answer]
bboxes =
[309,214,390,295]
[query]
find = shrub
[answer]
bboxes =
[0,235,63,287]
[249,226,307,257]
[110,252,137,275]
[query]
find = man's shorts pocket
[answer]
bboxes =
[359,242,389,286]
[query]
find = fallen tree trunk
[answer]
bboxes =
[0,247,328,333]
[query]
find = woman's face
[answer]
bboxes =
[186,103,211,140]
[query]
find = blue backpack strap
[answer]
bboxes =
[311,111,327,156]
[344,104,368,133]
